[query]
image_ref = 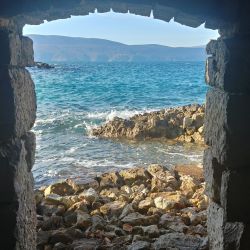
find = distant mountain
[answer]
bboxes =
[28,35,206,62]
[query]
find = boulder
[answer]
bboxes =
[98,172,124,188]
[153,232,203,250]
[153,192,187,210]
[121,212,159,226]
[71,238,101,250]
[127,241,151,250]
[76,211,92,229]
[44,182,74,196]
[66,178,99,193]
[78,188,98,203]
[119,168,151,185]
[100,200,127,217]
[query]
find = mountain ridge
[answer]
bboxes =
[28,34,206,62]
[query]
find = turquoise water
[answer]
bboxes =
[29,62,207,186]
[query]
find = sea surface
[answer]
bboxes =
[28,62,207,187]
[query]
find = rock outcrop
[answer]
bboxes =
[92,104,205,144]
[36,164,208,249]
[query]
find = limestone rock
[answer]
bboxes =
[92,104,205,143]
[99,172,124,188]
[100,200,126,217]
[119,167,151,185]
[44,182,74,196]
[76,211,92,229]
[121,212,159,226]
[127,240,151,250]
[153,192,187,210]
[66,178,99,193]
[153,232,203,249]
[78,188,98,203]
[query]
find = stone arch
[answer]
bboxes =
[0,1,250,249]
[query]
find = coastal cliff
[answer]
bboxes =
[36,164,208,249]
[92,104,205,144]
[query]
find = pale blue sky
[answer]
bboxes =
[24,11,219,47]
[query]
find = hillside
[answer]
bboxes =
[29,35,206,62]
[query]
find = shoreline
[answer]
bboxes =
[92,104,205,144]
[36,164,208,249]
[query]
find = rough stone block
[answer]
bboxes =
[203,148,224,203]
[206,36,250,93]
[0,136,36,249]
[22,131,36,171]
[207,202,244,250]
[0,67,36,140]
[205,88,250,167]
[0,29,34,66]
[220,170,250,222]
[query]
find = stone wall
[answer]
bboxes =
[0,19,36,249]
[0,0,250,249]
[204,21,250,249]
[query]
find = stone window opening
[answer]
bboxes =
[0,1,249,249]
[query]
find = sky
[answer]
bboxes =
[23,11,219,47]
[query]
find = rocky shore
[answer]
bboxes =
[36,164,208,249]
[92,104,205,144]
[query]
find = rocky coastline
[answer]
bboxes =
[92,104,205,144]
[36,164,208,250]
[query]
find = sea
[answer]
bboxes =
[28,62,207,187]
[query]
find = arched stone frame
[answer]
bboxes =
[0,1,249,249]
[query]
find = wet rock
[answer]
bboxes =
[153,232,203,249]
[44,182,74,196]
[127,240,151,250]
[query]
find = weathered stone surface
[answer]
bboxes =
[0,29,34,66]
[66,177,99,193]
[127,240,151,250]
[0,67,36,140]
[100,200,126,217]
[44,181,74,196]
[153,192,187,210]
[203,148,224,203]
[153,232,203,249]
[207,202,245,250]
[98,171,124,188]
[206,36,250,93]
[0,137,36,249]
[220,169,250,222]
[205,88,250,167]
[121,212,159,226]
[92,104,205,143]
[120,168,151,186]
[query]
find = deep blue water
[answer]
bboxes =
[28,62,207,186]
